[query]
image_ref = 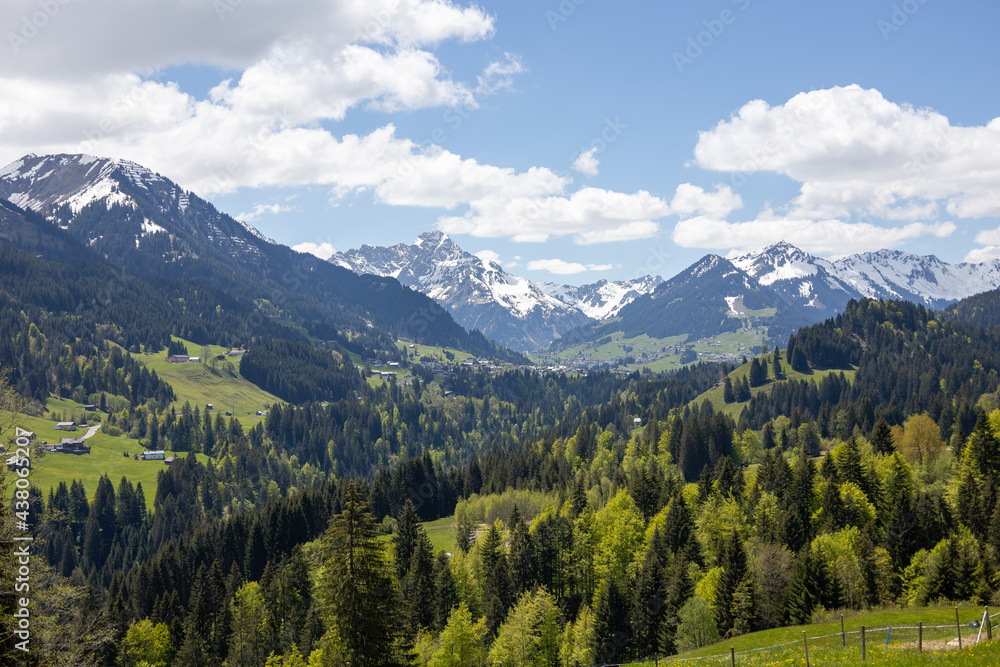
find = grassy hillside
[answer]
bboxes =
[132,337,279,426]
[693,351,856,418]
[397,340,474,363]
[629,605,1000,666]
[4,411,207,510]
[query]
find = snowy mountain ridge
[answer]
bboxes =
[731,242,1000,310]
[330,231,662,351]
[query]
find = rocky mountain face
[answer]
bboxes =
[331,231,661,351]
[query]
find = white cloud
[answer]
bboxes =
[964,246,1000,263]
[526,259,614,275]
[572,147,600,176]
[673,214,956,256]
[437,187,669,244]
[474,249,501,265]
[292,242,338,260]
[0,1,671,249]
[237,203,297,223]
[693,85,1000,222]
[670,183,742,219]
[1,0,495,77]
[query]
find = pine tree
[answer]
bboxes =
[508,505,535,597]
[723,377,735,404]
[658,550,693,655]
[315,482,407,666]
[403,531,436,632]
[433,551,459,632]
[480,521,513,637]
[714,530,751,638]
[631,530,665,657]
[772,347,783,380]
[392,499,421,580]
[594,577,631,664]
[870,417,895,455]
[736,376,751,402]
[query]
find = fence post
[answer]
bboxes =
[841,614,846,647]
[731,646,736,666]
[862,625,866,661]
[988,606,993,641]
[803,631,810,667]
[919,621,922,652]
[956,606,963,649]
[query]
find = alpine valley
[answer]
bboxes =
[8,153,1000,666]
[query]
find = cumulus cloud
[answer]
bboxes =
[526,259,614,275]
[0,0,671,248]
[672,214,956,256]
[474,249,501,265]
[672,85,1000,257]
[572,147,600,176]
[437,187,669,244]
[292,242,338,260]
[0,0,495,77]
[670,183,742,219]
[693,85,1000,222]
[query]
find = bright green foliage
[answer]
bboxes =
[488,588,562,667]
[560,604,596,666]
[676,596,719,651]
[119,618,174,667]
[428,603,487,667]
[265,645,308,667]
[225,582,270,667]
[593,490,646,586]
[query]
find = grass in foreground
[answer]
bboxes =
[628,605,998,666]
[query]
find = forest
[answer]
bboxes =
[5,294,1000,665]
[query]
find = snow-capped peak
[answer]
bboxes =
[730,242,823,286]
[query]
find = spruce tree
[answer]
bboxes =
[594,577,631,664]
[316,482,407,666]
[631,530,668,657]
[392,499,421,580]
[870,417,895,455]
[508,505,535,597]
[723,377,735,404]
[433,551,459,632]
[714,530,751,637]
[480,521,513,637]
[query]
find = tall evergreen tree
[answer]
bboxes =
[714,531,751,637]
[315,482,407,666]
[870,417,895,455]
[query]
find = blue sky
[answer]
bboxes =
[3,0,1000,284]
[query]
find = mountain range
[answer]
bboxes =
[4,152,1000,361]
[569,241,1000,352]
[0,153,519,361]
[330,232,661,351]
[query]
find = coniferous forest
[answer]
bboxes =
[8,243,1000,666]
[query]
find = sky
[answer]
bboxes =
[2,0,1000,285]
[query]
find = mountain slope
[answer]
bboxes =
[0,153,519,361]
[331,231,660,351]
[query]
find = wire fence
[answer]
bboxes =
[609,606,1000,667]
